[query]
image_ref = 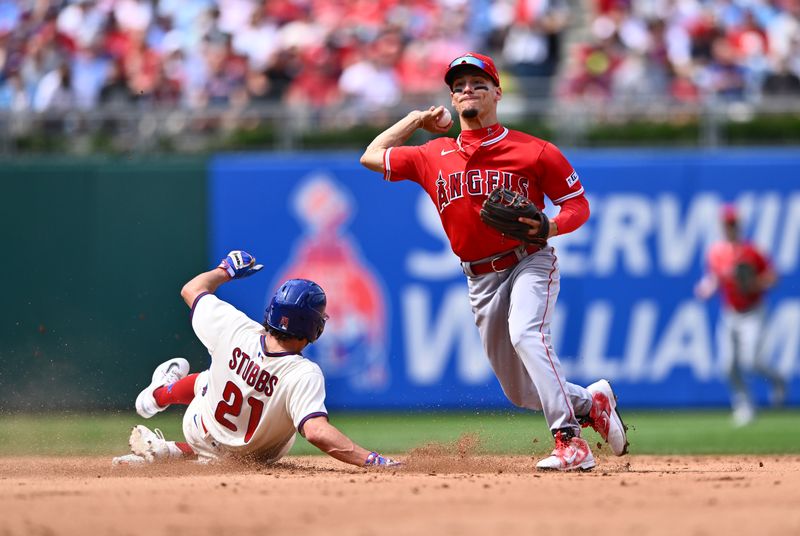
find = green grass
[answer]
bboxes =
[0,409,798,457]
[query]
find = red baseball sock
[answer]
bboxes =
[174,442,195,457]
[154,373,199,407]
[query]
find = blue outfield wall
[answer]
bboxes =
[210,149,800,410]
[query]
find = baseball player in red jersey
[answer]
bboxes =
[112,250,399,468]
[695,205,786,426]
[360,52,628,471]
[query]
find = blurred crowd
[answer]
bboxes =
[562,0,800,104]
[0,0,490,121]
[0,0,798,121]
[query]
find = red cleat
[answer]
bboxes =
[584,379,629,456]
[536,431,596,471]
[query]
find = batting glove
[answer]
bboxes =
[218,250,263,280]
[364,452,402,467]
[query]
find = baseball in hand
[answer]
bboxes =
[436,108,452,128]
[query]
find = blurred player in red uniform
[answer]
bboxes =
[360,52,629,471]
[695,205,787,426]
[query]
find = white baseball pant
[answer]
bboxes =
[717,304,784,413]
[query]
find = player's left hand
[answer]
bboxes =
[481,188,550,245]
[519,216,546,240]
[364,451,403,467]
[218,250,263,279]
[733,261,758,294]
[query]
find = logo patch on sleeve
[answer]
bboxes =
[566,171,579,187]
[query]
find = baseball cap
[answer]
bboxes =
[444,53,500,88]
[721,204,738,224]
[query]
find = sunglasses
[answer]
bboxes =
[449,56,491,72]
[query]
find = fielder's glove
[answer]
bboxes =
[365,451,402,467]
[480,187,549,245]
[218,250,264,279]
[733,261,758,294]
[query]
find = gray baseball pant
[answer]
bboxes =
[465,246,591,435]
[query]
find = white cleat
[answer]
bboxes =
[135,357,190,418]
[536,432,596,472]
[732,405,755,427]
[112,453,147,466]
[585,379,629,456]
[129,425,171,463]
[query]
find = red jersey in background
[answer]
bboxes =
[706,241,771,312]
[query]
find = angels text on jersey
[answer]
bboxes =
[435,169,529,213]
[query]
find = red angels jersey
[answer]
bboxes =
[383,125,585,261]
[706,241,770,312]
[191,293,328,457]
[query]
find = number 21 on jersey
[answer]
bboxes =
[214,381,264,443]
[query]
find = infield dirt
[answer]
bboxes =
[1,453,798,535]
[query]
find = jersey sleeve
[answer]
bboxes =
[552,194,590,235]
[191,293,257,357]
[706,243,724,276]
[534,142,589,235]
[286,368,328,432]
[383,145,427,183]
[536,142,585,206]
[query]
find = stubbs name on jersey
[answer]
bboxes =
[229,347,280,397]
[435,169,530,213]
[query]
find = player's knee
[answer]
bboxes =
[498,384,540,410]
[723,362,744,380]
[505,391,527,408]
[508,323,539,351]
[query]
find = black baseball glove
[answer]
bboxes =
[480,187,549,245]
[733,261,758,294]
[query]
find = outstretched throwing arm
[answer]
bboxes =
[360,106,452,172]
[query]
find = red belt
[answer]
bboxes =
[462,244,542,276]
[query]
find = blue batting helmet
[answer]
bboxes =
[265,279,328,343]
